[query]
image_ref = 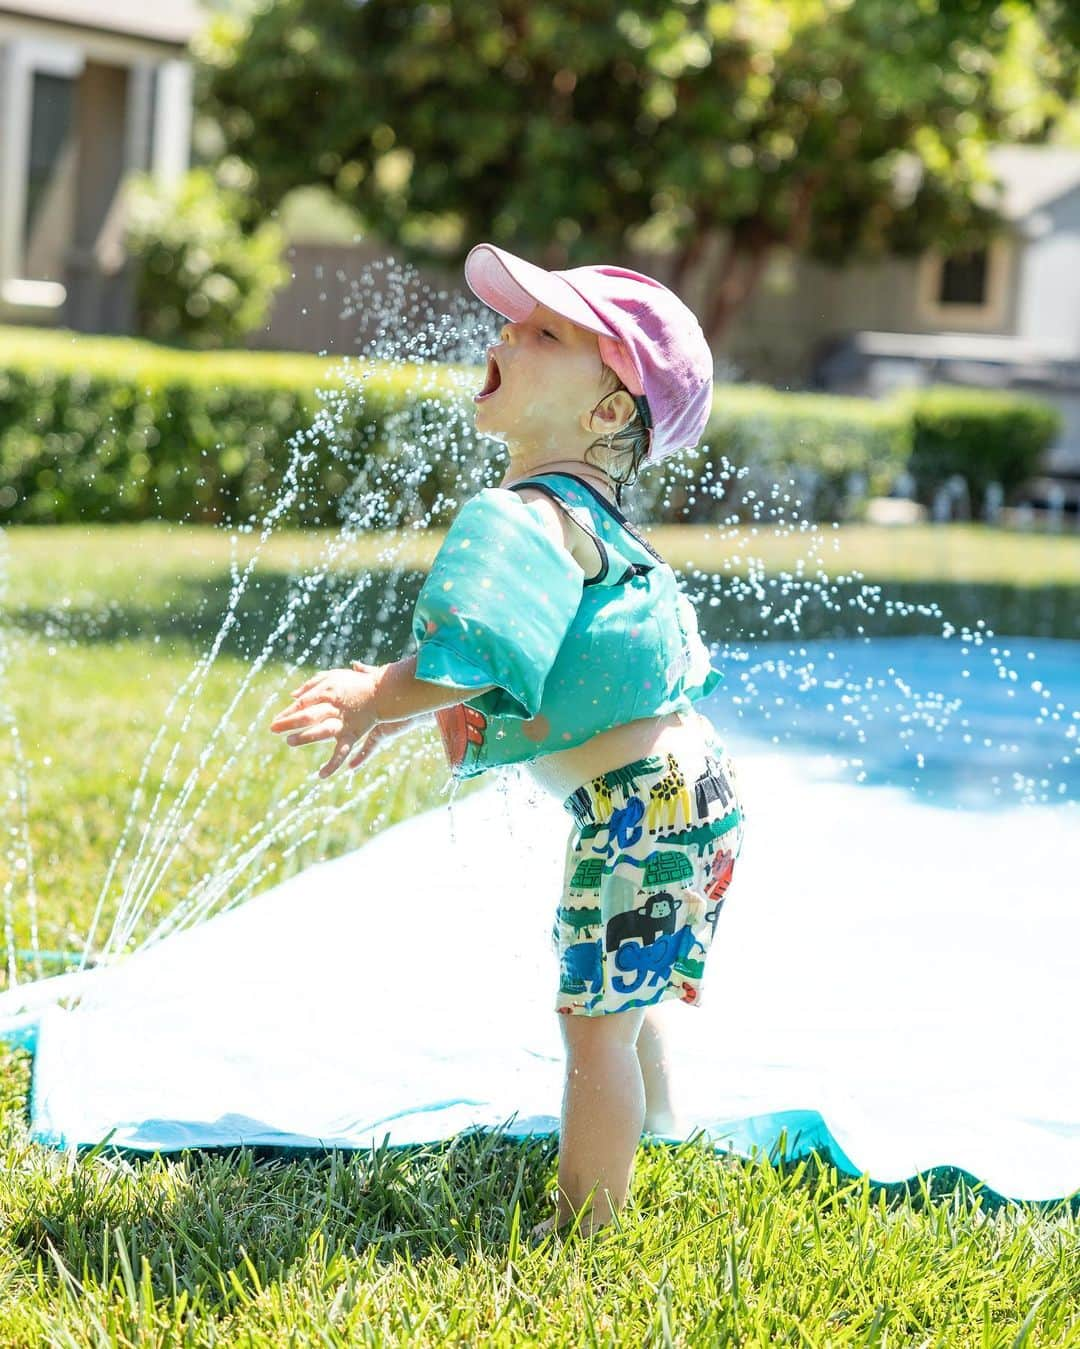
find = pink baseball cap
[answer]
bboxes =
[464,242,714,464]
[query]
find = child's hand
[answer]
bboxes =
[269,661,383,779]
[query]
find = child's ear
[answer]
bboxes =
[584,390,635,436]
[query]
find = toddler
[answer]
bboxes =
[270,242,746,1238]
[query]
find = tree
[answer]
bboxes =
[198,0,1079,344]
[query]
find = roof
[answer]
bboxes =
[980,145,1080,220]
[0,0,202,47]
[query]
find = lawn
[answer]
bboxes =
[7,519,1080,602]
[0,520,1076,1343]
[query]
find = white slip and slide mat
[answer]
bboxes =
[3,726,1078,1203]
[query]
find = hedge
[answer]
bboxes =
[895,384,1062,519]
[650,384,912,525]
[0,326,475,529]
[0,325,1059,528]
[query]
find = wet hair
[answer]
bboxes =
[584,364,653,508]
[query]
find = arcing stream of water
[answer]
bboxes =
[0,259,1076,996]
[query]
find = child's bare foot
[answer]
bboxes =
[642,1107,685,1137]
[529,1210,612,1245]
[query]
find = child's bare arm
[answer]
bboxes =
[347,656,495,770]
[270,653,494,779]
[367,653,496,722]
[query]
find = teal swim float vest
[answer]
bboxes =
[411,471,722,779]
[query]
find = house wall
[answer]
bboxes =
[244,240,465,356]
[1014,187,1080,352]
[0,43,15,281]
[63,60,136,333]
[0,29,193,330]
[712,223,1080,476]
[720,237,1026,387]
[249,220,1056,389]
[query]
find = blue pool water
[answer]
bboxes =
[705,636,1079,812]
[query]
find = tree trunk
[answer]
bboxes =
[701,220,773,344]
[700,176,824,345]
[669,228,712,294]
[541,241,570,270]
[786,174,822,253]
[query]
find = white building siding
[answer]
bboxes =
[1015,188,1080,351]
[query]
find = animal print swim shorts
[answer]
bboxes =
[555,721,745,1016]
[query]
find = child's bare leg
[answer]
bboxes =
[552,1006,647,1233]
[637,1003,683,1136]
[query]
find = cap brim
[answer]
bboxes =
[464,243,617,337]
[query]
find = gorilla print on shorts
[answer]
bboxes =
[555,722,745,1017]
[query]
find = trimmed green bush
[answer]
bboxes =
[651,384,912,524]
[0,326,473,528]
[898,385,1061,518]
[123,167,290,349]
[0,326,1059,529]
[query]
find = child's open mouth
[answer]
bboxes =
[474,354,502,403]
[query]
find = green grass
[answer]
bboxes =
[6,520,1079,602]
[0,521,1078,1343]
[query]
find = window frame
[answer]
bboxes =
[0,38,82,310]
[0,26,191,317]
[915,235,1012,330]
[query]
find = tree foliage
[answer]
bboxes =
[199,0,1079,340]
[124,166,289,348]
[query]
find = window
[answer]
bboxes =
[1,42,81,303]
[916,238,1010,330]
[23,70,76,279]
[938,248,988,307]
